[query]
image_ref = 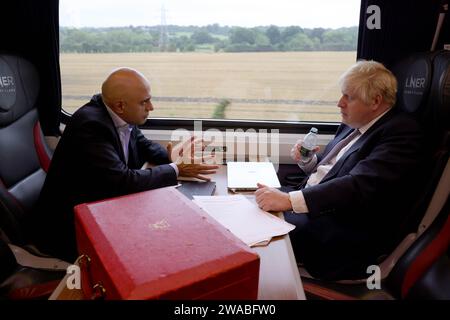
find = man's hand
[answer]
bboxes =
[177,163,219,181]
[167,137,215,164]
[167,137,198,163]
[255,183,292,212]
[167,137,218,181]
[290,139,320,162]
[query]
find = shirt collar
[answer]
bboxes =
[358,108,392,135]
[103,101,131,131]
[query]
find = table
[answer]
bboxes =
[50,165,305,300]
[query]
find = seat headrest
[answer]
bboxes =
[428,50,450,131]
[0,55,39,127]
[391,53,433,114]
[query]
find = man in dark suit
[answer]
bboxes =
[256,61,424,280]
[33,68,218,261]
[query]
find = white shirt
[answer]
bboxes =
[104,103,179,175]
[289,109,391,213]
[105,104,133,164]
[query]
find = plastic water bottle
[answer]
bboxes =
[299,127,318,164]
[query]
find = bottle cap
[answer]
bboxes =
[310,127,318,134]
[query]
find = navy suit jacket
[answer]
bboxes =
[33,94,178,261]
[285,108,425,280]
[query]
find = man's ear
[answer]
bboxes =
[112,100,125,114]
[371,94,383,111]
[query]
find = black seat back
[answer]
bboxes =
[385,50,450,298]
[391,50,450,140]
[427,50,450,146]
[390,50,450,237]
[0,54,51,245]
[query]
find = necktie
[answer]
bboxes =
[316,128,361,168]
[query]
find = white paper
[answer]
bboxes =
[193,195,295,247]
[227,162,281,190]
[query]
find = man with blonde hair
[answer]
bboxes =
[256,61,424,280]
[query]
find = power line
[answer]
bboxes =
[159,4,169,51]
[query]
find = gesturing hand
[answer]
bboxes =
[167,137,215,164]
[167,137,218,181]
[176,163,219,181]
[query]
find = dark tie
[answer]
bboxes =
[315,129,361,168]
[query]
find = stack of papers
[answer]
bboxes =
[193,195,295,247]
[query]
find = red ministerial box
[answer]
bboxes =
[74,186,260,300]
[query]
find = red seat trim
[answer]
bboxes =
[33,122,51,172]
[401,216,450,298]
[302,282,357,300]
[7,280,61,300]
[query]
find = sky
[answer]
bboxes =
[60,0,361,29]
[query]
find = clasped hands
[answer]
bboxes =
[167,137,218,181]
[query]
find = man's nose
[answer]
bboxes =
[337,96,345,108]
[146,101,154,111]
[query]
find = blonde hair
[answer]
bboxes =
[339,60,397,107]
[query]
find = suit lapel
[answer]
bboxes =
[98,100,127,164]
[322,135,365,180]
[295,126,353,189]
[127,127,138,168]
[319,125,353,161]
[320,109,396,182]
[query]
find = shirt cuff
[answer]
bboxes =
[288,190,309,213]
[169,163,179,176]
[297,154,318,174]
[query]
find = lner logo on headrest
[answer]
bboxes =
[0,75,15,90]
[0,73,17,111]
[405,75,425,89]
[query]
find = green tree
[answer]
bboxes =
[214,40,227,52]
[59,25,357,53]
[321,27,357,50]
[254,33,272,51]
[307,28,326,42]
[175,35,192,52]
[186,43,196,52]
[229,27,256,45]
[281,26,303,41]
[205,23,221,34]
[287,33,316,51]
[265,25,281,45]
[212,99,230,119]
[191,30,214,44]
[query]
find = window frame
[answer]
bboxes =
[61,110,339,135]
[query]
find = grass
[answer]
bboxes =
[60,51,356,122]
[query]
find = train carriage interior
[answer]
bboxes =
[0,0,449,302]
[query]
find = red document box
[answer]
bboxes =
[74,186,259,300]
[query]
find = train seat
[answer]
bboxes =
[388,190,450,299]
[300,50,450,300]
[0,54,68,299]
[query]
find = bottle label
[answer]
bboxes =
[300,145,312,158]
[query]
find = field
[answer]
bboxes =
[60,51,356,122]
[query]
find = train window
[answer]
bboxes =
[59,0,359,123]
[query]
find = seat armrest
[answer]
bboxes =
[8,244,71,271]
